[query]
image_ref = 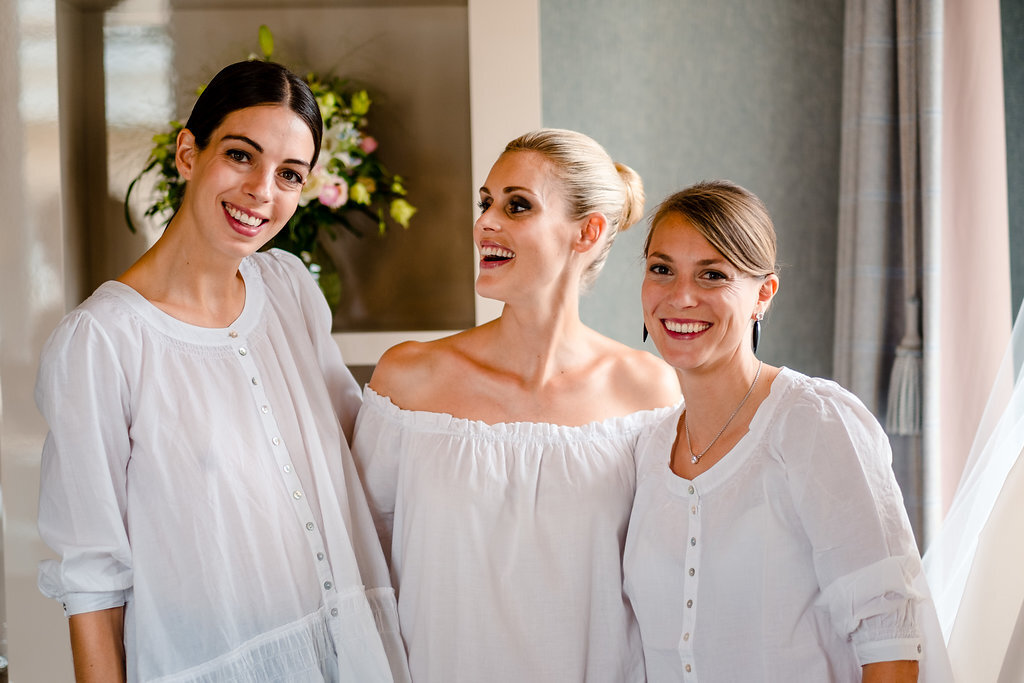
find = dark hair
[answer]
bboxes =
[184,60,323,165]
[645,180,777,277]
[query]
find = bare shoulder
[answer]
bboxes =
[368,339,440,405]
[594,336,681,410]
[368,331,477,409]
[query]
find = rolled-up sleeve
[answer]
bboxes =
[36,311,133,616]
[780,389,924,664]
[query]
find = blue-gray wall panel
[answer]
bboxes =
[540,0,844,378]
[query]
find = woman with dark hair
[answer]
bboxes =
[624,180,951,682]
[36,60,408,682]
[352,129,681,682]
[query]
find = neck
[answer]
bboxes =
[486,296,591,389]
[119,220,249,327]
[678,354,764,423]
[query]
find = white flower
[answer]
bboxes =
[299,163,328,207]
[323,120,358,155]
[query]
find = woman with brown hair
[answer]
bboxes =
[36,60,408,682]
[624,180,951,682]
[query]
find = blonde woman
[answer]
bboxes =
[353,129,681,682]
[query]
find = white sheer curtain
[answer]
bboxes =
[924,297,1024,682]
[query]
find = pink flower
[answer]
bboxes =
[318,179,349,209]
[359,136,379,154]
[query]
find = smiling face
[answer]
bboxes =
[175,104,315,261]
[642,213,777,374]
[474,150,586,302]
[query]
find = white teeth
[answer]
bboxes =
[665,321,710,334]
[480,245,515,259]
[226,204,264,227]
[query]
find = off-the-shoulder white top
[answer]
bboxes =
[353,388,678,683]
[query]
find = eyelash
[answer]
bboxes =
[226,149,304,185]
[477,197,531,215]
[646,265,733,284]
[508,197,530,213]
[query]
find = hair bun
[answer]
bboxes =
[615,162,645,231]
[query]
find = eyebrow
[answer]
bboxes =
[221,134,312,170]
[478,185,534,195]
[647,251,724,267]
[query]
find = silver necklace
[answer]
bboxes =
[684,360,763,465]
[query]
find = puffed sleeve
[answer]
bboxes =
[36,309,133,616]
[350,389,400,567]
[268,249,362,441]
[774,380,924,665]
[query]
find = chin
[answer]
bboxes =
[655,348,703,374]
[474,274,506,299]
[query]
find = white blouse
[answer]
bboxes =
[352,388,677,683]
[36,250,409,683]
[624,368,951,683]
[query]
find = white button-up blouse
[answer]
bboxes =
[36,250,408,683]
[624,368,952,682]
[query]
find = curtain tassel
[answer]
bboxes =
[886,297,923,435]
[886,344,922,435]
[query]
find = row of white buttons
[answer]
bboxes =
[229,330,337,610]
[681,482,701,677]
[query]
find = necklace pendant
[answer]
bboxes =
[691,455,699,465]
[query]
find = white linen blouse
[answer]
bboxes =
[36,250,409,683]
[352,388,678,683]
[624,368,952,683]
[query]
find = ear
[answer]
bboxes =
[572,213,607,254]
[755,273,780,314]
[175,128,199,181]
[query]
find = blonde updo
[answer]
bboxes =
[504,128,644,290]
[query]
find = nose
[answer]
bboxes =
[668,276,699,308]
[242,167,274,203]
[474,206,499,234]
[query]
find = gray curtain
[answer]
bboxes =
[833,0,942,546]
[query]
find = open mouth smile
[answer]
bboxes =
[479,244,515,266]
[664,320,711,335]
[224,203,269,236]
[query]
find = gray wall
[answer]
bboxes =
[540,0,845,379]
[1003,0,1024,314]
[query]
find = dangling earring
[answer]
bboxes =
[642,324,649,343]
[752,311,764,353]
